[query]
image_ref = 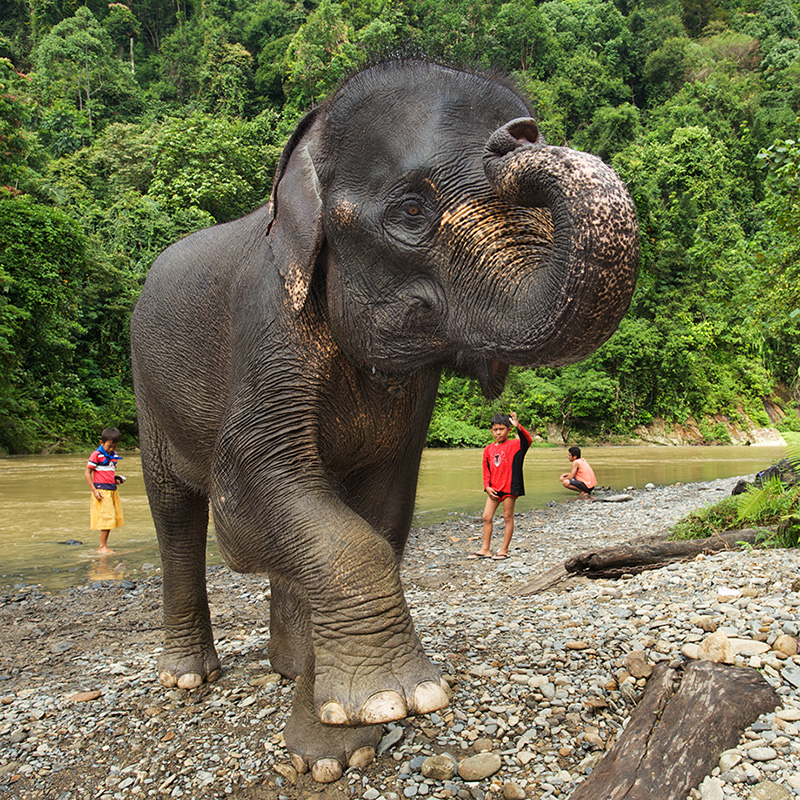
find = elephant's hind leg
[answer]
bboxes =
[140,419,220,689]
[267,574,309,679]
[268,575,381,780]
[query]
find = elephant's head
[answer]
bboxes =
[267,61,638,395]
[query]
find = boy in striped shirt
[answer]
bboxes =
[84,427,125,553]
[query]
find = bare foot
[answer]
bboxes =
[98,546,114,554]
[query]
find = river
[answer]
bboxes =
[0,444,785,591]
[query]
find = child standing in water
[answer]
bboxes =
[84,427,125,554]
[469,411,532,561]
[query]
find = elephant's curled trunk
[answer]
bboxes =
[483,119,639,366]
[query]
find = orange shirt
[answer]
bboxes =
[574,458,597,488]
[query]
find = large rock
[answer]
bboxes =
[458,753,502,781]
[698,631,735,664]
[747,781,793,800]
[421,754,457,781]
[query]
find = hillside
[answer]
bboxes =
[1,0,799,452]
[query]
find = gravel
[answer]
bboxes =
[1,474,799,800]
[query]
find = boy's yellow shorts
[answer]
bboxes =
[90,490,124,530]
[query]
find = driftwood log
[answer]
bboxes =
[569,660,779,800]
[564,529,766,579]
[518,529,769,594]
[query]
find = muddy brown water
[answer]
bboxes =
[0,444,785,590]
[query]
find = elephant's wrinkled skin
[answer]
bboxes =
[131,60,638,782]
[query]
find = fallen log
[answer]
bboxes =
[564,528,766,578]
[568,660,779,800]
[516,564,571,595]
[517,528,773,594]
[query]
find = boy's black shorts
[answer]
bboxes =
[569,479,593,494]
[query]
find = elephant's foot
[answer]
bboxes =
[284,706,382,783]
[312,633,451,725]
[157,641,221,690]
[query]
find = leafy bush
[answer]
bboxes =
[777,410,800,432]
[426,414,486,448]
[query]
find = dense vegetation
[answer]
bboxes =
[1,0,799,453]
[669,447,800,547]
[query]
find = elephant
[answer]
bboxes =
[130,59,639,783]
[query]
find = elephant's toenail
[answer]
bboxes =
[320,701,348,725]
[177,673,203,690]
[207,669,220,682]
[311,758,343,783]
[348,747,375,769]
[290,754,308,774]
[158,671,176,688]
[361,691,407,724]
[413,679,451,714]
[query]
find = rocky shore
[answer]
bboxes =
[2,475,799,800]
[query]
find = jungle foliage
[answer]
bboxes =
[1,0,799,453]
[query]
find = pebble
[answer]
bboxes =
[2,475,800,800]
[421,754,457,781]
[747,781,793,799]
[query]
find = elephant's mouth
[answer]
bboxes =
[454,354,509,398]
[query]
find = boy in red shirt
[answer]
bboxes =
[469,411,532,560]
[560,446,597,499]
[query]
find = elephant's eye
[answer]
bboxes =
[384,193,437,247]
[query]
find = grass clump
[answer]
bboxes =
[670,497,741,541]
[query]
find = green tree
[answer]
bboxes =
[147,111,281,222]
[0,194,96,451]
[31,6,142,133]
[103,2,140,73]
[0,58,33,190]
[484,0,561,76]
[744,125,800,385]
[283,0,361,111]
[201,33,253,115]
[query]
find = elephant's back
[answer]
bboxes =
[131,206,276,458]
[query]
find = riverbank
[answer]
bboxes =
[2,475,799,800]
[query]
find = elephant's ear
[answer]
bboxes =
[267,107,325,313]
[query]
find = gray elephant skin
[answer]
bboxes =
[131,59,639,782]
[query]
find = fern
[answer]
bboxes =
[736,476,790,525]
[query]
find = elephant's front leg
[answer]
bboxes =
[214,482,449,727]
[269,576,382,782]
[307,530,449,726]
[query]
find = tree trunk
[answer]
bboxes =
[569,661,779,800]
